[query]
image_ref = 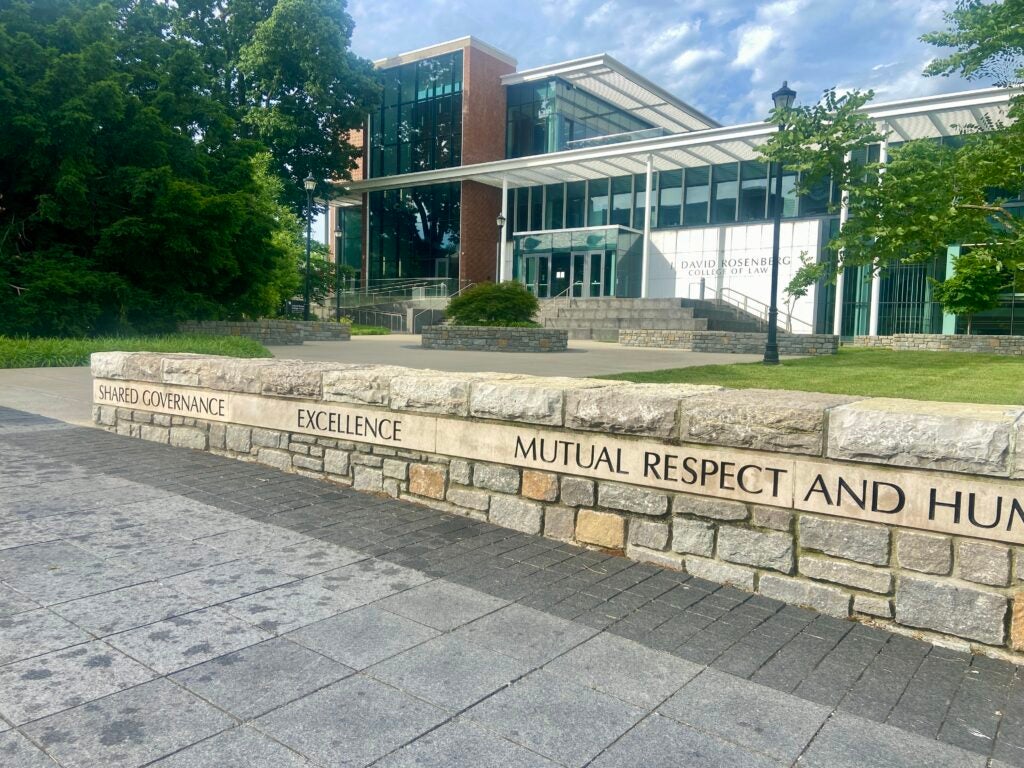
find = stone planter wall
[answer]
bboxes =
[92,352,1024,658]
[422,325,568,352]
[179,320,351,346]
[619,330,839,356]
[853,334,1024,356]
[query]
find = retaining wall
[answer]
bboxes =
[179,320,351,346]
[619,329,839,356]
[92,353,1024,658]
[853,334,1024,356]
[422,325,568,352]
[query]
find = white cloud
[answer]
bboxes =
[733,25,776,69]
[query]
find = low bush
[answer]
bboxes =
[0,335,270,369]
[445,281,539,326]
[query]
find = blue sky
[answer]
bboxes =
[348,0,994,125]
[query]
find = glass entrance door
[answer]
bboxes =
[569,251,604,298]
[551,253,570,297]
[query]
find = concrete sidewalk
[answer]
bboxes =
[0,406,1018,768]
[0,337,757,428]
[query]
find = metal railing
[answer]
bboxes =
[335,278,454,309]
[686,281,814,333]
[340,307,405,332]
[410,282,478,333]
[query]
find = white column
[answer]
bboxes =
[499,177,509,282]
[832,152,851,335]
[641,154,653,298]
[867,141,887,335]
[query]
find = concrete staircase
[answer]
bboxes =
[537,298,768,341]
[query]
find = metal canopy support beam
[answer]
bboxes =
[499,177,509,282]
[868,142,887,336]
[641,154,653,299]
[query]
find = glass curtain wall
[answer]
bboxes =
[367,183,460,283]
[335,206,363,284]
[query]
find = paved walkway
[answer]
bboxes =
[1,406,1021,767]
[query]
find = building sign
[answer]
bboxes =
[95,379,1024,546]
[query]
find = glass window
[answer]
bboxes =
[711,163,738,224]
[529,186,543,231]
[633,174,648,229]
[565,181,585,228]
[515,188,528,233]
[800,174,830,217]
[738,161,768,221]
[657,170,682,227]
[587,178,609,227]
[610,176,632,227]
[544,183,564,229]
[683,166,710,225]
[768,164,799,218]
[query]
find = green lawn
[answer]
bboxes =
[604,347,1024,405]
[0,334,271,369]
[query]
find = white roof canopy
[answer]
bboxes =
[501,54,719,134]
[339,86,1017,198]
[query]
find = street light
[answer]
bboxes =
[495,213,506,283]
[764,81,797,365]
[334,218,344,321]
[303,172,316,321]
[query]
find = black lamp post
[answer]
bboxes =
[303,172,316,321]
[495,213,506,283]
[334,218,343,321]
[764,81,797,365]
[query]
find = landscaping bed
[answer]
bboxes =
[0,335,270,369]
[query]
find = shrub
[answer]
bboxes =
[445,281,539,326]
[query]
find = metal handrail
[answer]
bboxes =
[410,282,477,333]
[685,281,813,333]
[341,308,405,332]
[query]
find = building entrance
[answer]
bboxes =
[522,251,609,299]
[515,226,639,299]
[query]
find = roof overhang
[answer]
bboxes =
[373,36,516,70]
[335,86,1018,201]
[501,54,719,134]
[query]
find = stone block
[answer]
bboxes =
[323,449,350,477]
[259,363,331,399]
[684,557,755,591]
[799,555,892,594]
[629,520,670,551]
[717,528,794,573]
[140,425,169,445]
[598,483,668,516]
[409,464,446,499]
[169,427,206,450]
[895,531,951,575]
[490,496,543,535]
[1012,594,1024,652]
[391,373,471,416]
[321,365,407,406]
[956,540,1011,587]
[95,405,117,426]
[626,544,685,571]
[468,378,568,425]
[353,466,384,493]
[544,506,576,541]
[896,574,1007,645]
[575,509,626,550]
[560,477,595,507]
[383,479,401,498]
[473,463,520,494]
[225,425,251,453]
[671,519,715,557]
[827,398,1024,476]
[679,389,857,456]
[163,357,275,394]
[251,428,283,449]
[673,494,748,521]
[382,459,408,480]
[750,505,793,532]
[207,423,225,449]
[798,515,890,566]
[258,448,292,471]
[853,595,893,618]
[565,383,718,438]
[758,574,851,618]
[447,487,490,512]
[522,470,559,502]
[449,460,472,485]
[292,455,323,472]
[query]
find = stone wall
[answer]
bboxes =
[619,329,839,356]
[179,320,351,346]
[92,352,1024,658]
[422,325,568,352]
[853,334,1024,356]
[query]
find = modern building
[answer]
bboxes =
[331,36,1021,337]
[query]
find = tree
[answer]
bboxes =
[921,0,1024,86]
[0,0,378,336]
[930,252,1008,333]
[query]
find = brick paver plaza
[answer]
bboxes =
[1,405,1022,767]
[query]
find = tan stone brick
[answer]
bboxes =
[576,509,625,550]
[409,464,446,500]
[1013,593,1024,652]
[522,470,559,502]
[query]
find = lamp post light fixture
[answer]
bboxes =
[763,81,797,366]
[303,172,316,321]
[334,219,344,321]
[495,213,506,283]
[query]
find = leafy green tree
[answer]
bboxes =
[931,252,1008,333]
[922,0,1024,86]
[445,281,540,326]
